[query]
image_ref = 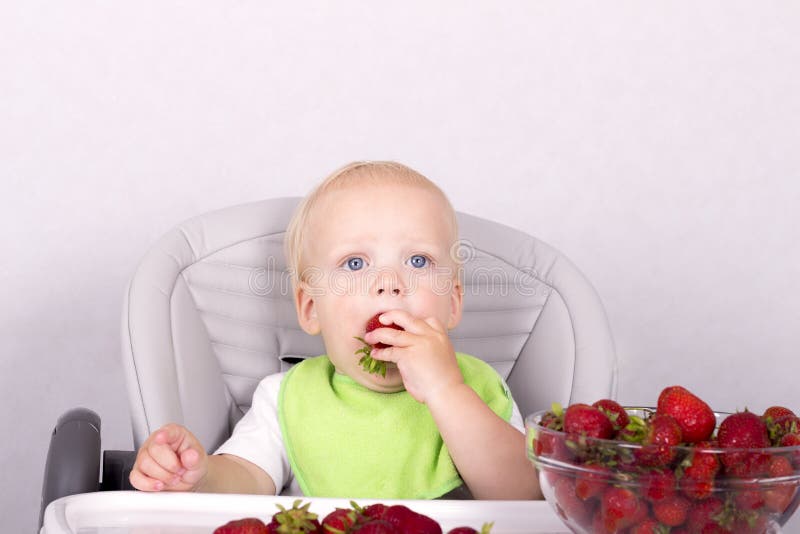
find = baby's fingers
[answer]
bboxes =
[130,451,181,492]
[147,440,186,475]
[129,466,169,492]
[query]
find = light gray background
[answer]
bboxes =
[3,2,799,532]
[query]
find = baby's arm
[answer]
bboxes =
[426,383,541,500]
[129,423,276,495]
[366,310,541,500]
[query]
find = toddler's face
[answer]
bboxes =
[294,181,463,392]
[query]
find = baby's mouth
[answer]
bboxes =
[354,312,404,377]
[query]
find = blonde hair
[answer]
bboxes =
[284,161,458,286]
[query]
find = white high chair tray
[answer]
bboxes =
[41,491,569,533]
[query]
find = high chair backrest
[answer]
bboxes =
[121,198,617,450]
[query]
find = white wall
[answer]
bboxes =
[3,2,799,532]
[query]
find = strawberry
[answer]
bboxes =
[763,455,796,512]
[767,414,800,445]
[266,500,322,533]
[351,521,400,534]
[636,414,683,466]
[731,512,769,534]
[763,406,795,421]
[717,411,770,470]
[361,504,389,521]
[686,497,727,533]
[552,476,594,528]
[574,464,611,501]
[321,508,357,534]
[383,505,442,534]
[717,411,769,449]
[214,518,269,534]
[600,486,643,532]
[780,432,800,447]
[446,524,493,534]
[533,404,569,460]
[733,486,765,515]
[652,494,691,527]
[656,386,716,443]
[779,432,800,467]
[629,519,668,534]
[679,441,720,500]
[354,313,404,377]
[592,399,630,433]
[642,467,677,502]
[563,403,614,439]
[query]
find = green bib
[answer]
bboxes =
[278,353,513,499]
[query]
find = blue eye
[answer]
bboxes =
[409,255,428,269]
[345,257,364,271]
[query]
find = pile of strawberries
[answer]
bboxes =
[530,385,800,533]
[213,499,492,534]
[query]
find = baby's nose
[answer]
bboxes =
[374,269,403,296]
[377,287,401,296]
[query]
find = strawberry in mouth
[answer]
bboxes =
[354,312,404,377]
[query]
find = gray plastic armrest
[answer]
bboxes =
[39,408,101,528]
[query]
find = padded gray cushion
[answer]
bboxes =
[122,198,617,450]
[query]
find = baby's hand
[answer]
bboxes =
[129,423,208,492]
[365,310,463,404]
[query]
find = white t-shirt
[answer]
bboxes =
[214,371,526,496]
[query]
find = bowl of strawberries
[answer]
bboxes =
[526,386,800,533]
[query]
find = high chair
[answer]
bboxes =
[40,197,618,524]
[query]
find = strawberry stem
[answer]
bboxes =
[353,336,387,377]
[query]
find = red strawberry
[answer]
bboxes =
[214,518,269,534]
[718,411,769,449]
[636,414,683,466]
[321,508,357,534]
[383,505,442,534]
[652,494,691,527]
[686,497,726,533]
[780,432,800,447]
[354,313,404,377]
[533,429,569,461]
[600,486,643,532]
[679,441,720,500]
[768,414,800,444]
[361,504,389,521]
[552,476,594,528]
[563,404,614,439]
[629,519,665,534]
[717,411,770,470]
[266,500,322,533]
[351,521,400,534]
[734,486,765,512]
[763,455,796,512]
[779,432,800,466]
[364,313,403,349]
[592,399,630,433]
[574,464,611,501]
[657,386,716,443]
[763,406,796,420]
[643,467,677,502]
[731,512,769,534]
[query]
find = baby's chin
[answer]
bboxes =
[360,364,405,393]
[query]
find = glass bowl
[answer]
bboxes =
[526,408,800,533]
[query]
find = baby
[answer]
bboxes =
[129,161,541,500]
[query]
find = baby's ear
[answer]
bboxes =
[294,283,321,335]
[446,279,464,330]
